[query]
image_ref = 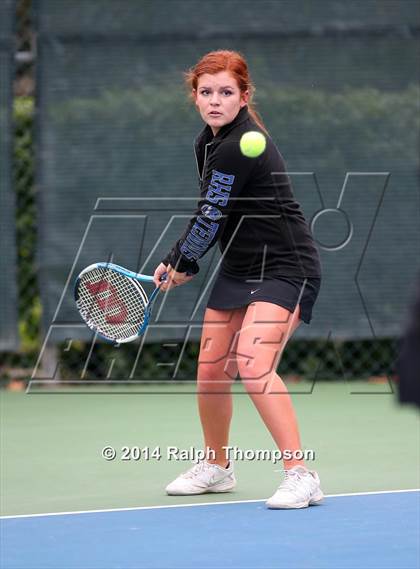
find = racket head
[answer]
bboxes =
[74,263,153,343]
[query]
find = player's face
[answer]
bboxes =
[194,71,248,135]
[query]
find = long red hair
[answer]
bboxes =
[185,50,267,134]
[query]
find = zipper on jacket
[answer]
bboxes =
[194,141,213,183]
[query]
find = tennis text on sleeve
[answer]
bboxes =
[180,170,235,261]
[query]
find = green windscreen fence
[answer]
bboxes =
[0,0,18,351]
[36,0,420,344]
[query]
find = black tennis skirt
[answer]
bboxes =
[207,273,321,324]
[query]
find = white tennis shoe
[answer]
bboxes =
[266,465,324,509]
[166,461,236,495]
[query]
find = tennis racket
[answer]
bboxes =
[74,262,166,343]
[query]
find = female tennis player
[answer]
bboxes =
[153,50,323,509]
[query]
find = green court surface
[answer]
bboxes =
[1,382,419,516]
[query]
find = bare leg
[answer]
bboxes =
[236,302,304,470]
[197,306,247,467]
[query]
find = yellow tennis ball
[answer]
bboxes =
[240,131,266,158]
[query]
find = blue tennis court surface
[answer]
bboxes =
[1,490,419,569]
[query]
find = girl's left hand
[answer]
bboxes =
[154,263,194,292]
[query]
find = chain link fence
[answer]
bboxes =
[1,0,418,388]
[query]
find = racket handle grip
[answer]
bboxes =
[160,271,194,281]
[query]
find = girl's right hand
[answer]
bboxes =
[153,262,169,289]
[153,263,194,292]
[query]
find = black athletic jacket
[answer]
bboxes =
[162,106,321,279]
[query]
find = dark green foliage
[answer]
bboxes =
[14,97,40,352]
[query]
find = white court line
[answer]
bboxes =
[0,488,418,520]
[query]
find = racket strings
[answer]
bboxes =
[76,267,149,341]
